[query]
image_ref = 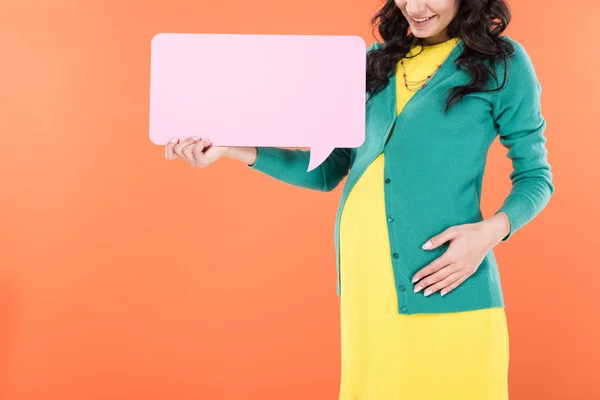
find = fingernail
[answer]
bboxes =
[441,290,447,296]
[412,276,419,283]
[192,136,200,141]
[422,240,432,249]
[170,138,179,143]
[424,289,432,296]
[414,286,422,293]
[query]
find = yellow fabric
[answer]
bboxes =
[338,38,510,399]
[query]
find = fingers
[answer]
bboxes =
[163,136,226,167]
[165,137,180,160]
[413,264,457,294]
[165,137,212,167]
[411,252,455,284]
[191,139,213,167]
[173,137,200,159]
[440,275,468,296]
[422,227,460,250]
[420,271,463,297]
[181,138,211,168]
[181,143,196,165]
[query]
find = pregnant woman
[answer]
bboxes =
[165,0,555,398]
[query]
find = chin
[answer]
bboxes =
[412,29,435,38]
[412,28,444,40]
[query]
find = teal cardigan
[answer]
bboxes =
[248,36,555,314]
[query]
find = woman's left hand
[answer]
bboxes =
[411,218,507,297]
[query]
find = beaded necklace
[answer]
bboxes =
[400,39,460,92]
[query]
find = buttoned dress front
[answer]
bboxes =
[338,38,510,400]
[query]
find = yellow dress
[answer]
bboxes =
[338,38,510,400]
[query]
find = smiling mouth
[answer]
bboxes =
[410,15,435,22]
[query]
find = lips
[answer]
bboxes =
[411,16,434,22]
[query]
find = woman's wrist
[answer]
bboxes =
[226,146,258,166]
[483,212,511,246]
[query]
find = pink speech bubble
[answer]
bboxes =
[149,33,366,171]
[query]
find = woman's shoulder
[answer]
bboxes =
[493,35,542,99]
[496,35,536,68]
[487,35,538,88]
[499,35,531,58]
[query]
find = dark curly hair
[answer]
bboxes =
[366,0,515,113]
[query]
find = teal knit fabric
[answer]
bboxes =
[248,36,554,314]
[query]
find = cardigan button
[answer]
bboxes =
[388,216,394,222]
[385,178,391,184]
[393,253,400,259]
[401,306,408,313]
[398,285,406,292]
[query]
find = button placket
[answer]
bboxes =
[384,165,408,315]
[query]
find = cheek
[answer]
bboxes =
[430,0,458,18]
[446,0,460,18]
[394,0,406,10]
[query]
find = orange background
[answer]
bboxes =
[0,0,598,399]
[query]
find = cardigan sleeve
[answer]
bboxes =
[247,147,351,192]
[246,40,382,192]
[492,38,555,241]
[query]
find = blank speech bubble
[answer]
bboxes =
[149,33,366,172]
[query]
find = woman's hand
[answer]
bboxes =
[411,217,508,297]
[165,137,229,167]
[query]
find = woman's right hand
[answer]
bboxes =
[165,137,229,168]
[164,137,258,167]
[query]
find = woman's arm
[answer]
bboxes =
[233,146,351,192]
[492,37,556,241]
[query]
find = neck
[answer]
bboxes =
[422,31,451,46]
